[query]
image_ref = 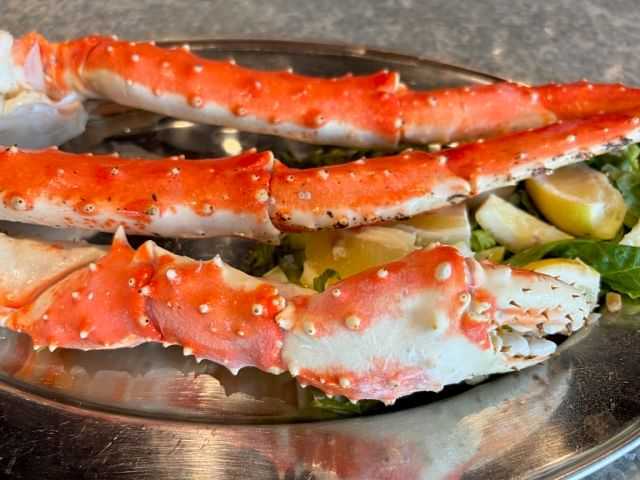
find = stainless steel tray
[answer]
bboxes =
[0,39,638,479]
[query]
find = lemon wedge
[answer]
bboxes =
[393,204,471,246]
[526,164,626,239]
[293,227,417,288]
[476,195,571,252]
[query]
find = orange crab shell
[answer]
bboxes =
[147,251,287,372]
[0,147,279,240]
[17,33,402,147]
[6,231,160,350]
[12,32,640,150]
[282,247,490,402]
[269,151,471,231]
[400,80,640,144]
[0,233,591,402]
[447,111,640,192]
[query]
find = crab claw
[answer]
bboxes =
[0,31,87,148]
[282,246,591,403]
[475,261,588,365]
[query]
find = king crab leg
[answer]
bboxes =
[0,110,638,239]
[12,32,402,148]
[400,81,640,144]
[7,31,640,148]
[0,148,280,241]
[1,229,593,403]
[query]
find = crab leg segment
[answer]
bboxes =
[0,147,279,241]
[0,233,104,317]
[270,150,471,230]
[0,229,302,371]
[14,32,402,148]
[145,248,291,373]
[1,111,639,237]
[445,111,640,192]
[271,111,640,231]
[400,81,640,144]
[6,229,160,350]
[2,234,592,402]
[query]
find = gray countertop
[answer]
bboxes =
[1,1,639,478]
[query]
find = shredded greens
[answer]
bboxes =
[508,188,542,218]
[277,248,306,284]
[244,243,277,277]
[475,246,506,263]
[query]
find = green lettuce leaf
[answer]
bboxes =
[508,239,640,298]
[277,246,305,284]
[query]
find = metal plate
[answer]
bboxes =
[0,40,638,479]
